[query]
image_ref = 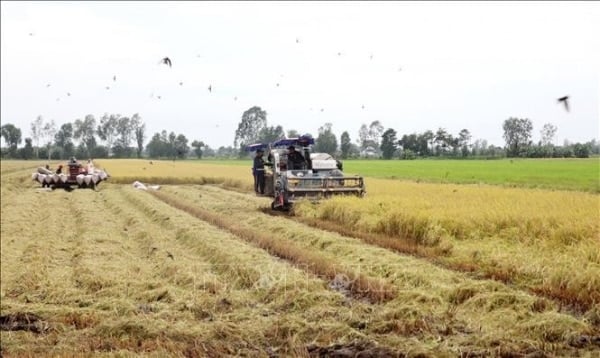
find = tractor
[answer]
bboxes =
[246,135,366,211]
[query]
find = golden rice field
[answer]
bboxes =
[1,158,599,357]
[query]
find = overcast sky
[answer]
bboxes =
[1,1,599,149]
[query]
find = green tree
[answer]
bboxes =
[1,123,22,158]
[54,123,74,159]
[168,132,177,159]
[97,113,120,156]
[20,138,34,159]
[503,117,533,157]
[132,114,145,158]
[573,143,590,158]
[421,130,434,156]
[174,134,189,159]
[287,129,300,138]
[146,132,164,158]
[115,116,132,149]
[368,120,384,151]
[540,123,557,147]
[74,115,97,158]
[314,122,338,155]
[380,128,398,159]
[42,120,57,160]
[357,124,370,150]
[340,131,351,159]
[234,106,267,155]
[258,125,285,143]
[398,133,418,154]
[30,115,43,158]
[458,129,472,157]
[434,128,450,156]
[191,140,205,159]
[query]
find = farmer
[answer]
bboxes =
[86,159,95,174]
[287,145,306,170]
[253,149,267,194]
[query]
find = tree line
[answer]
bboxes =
[0,113,204,160]
[231,107,599,159]
[2,107,598,160]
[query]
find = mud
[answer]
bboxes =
[0,312,49,333]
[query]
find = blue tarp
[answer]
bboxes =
[272,135,314,148]
[244,143,270,152]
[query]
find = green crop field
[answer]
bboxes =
[343,158,600,193]
[190,158,600,192]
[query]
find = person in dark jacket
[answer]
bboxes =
[287,146,306,170]
[253,149,267,194]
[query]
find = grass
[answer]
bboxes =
[343,158,600,192]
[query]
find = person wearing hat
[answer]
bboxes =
[253,149,267,194]
[287,145,307,170]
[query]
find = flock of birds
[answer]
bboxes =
[36,31,571,115]
[41,37,386,113]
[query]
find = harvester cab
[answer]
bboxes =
[245,134,365,211]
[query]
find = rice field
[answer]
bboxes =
[343,159,600,193]
[1,159,599,357]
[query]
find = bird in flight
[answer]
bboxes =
[557,96,570,112]
[160,57,172,67]
[113,75,116,82]
[208,85,212,92]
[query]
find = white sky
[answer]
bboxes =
[1,1,599,148]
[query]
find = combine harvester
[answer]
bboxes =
[246,135,366,211]
[31,158,109,190]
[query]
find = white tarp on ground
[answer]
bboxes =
[132,181,160,191]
